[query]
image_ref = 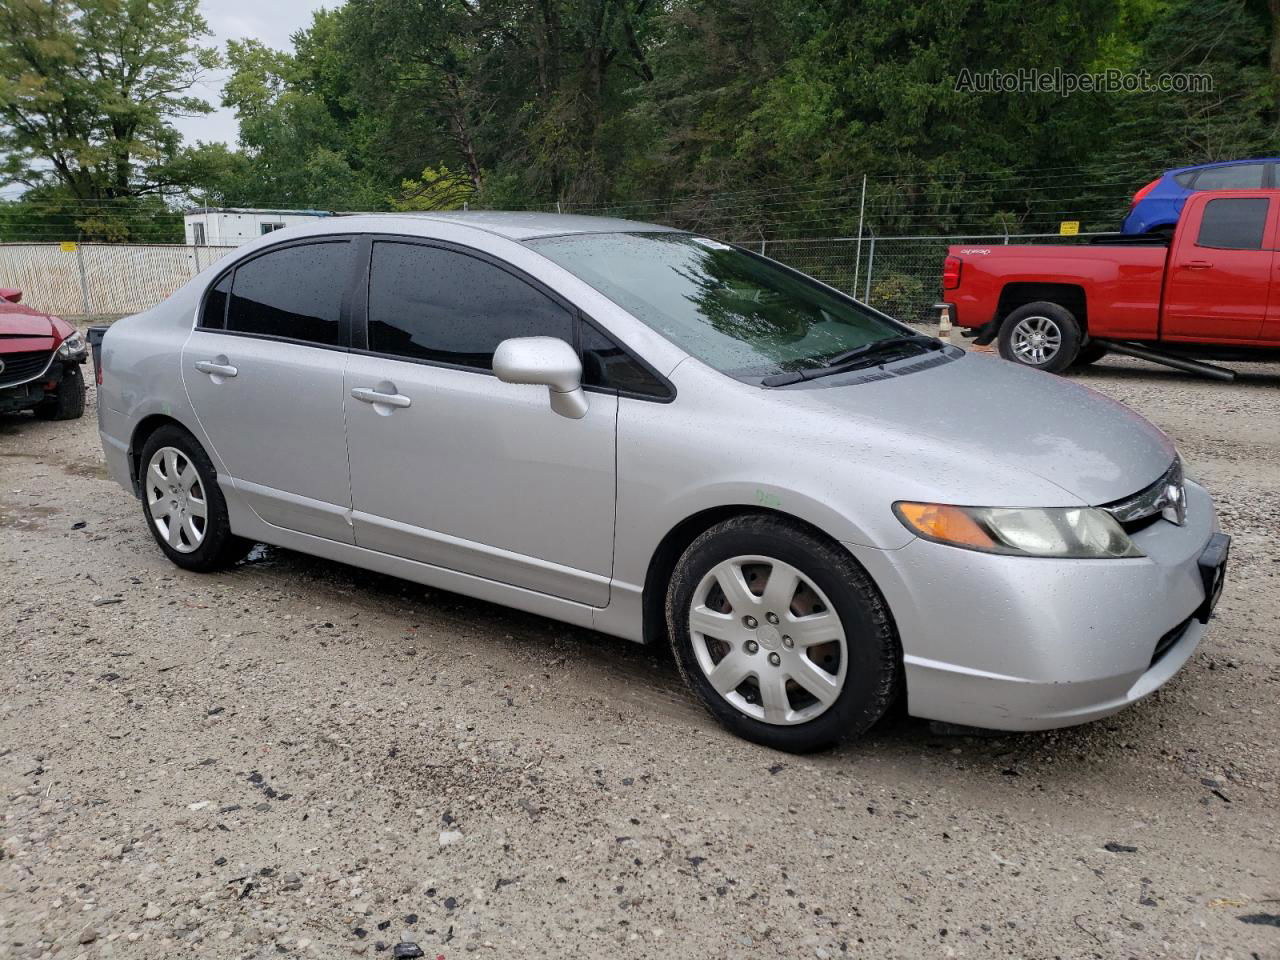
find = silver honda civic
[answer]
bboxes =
[96,213,1229,752]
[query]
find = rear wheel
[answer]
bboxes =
[998,301,1081,373]
[138,425,252,572]
[666,515,900,752]
[33,363,84,420]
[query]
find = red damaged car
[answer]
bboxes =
[0,287,87,419]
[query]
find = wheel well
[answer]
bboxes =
[640,505,850,646]
[996,283,1087,331]
[128,414,190,495]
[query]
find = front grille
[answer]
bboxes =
[1150,616,1192,667]
[0,349,54,387]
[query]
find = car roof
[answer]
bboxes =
[1167,157,1278,175]
[364,211,681,241]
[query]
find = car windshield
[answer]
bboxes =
[526,232,909,378]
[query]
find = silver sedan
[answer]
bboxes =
[96,213,1228,752]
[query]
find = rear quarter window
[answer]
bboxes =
[1191,164,1265,190]
[200,273,231,329]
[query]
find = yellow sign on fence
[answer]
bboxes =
[60,241,78,252]
[1059,221,1080,236]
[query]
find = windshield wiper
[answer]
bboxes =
[760,335,943,387]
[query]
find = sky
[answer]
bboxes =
[174,0,334,147]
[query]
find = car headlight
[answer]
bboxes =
[893,501,1143,559]
[57,331,86,358]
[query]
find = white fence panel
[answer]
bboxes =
[0,243,237,318]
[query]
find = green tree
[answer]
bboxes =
[218,13,384,210]
[0,0,221,201]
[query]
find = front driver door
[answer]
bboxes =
[1162,195,1275,342]
[343,238,617,606]
[182,238,357,543]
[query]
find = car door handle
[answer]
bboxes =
[351,386,411,408]
[194,359,238,377]
[1185,259,1213,270]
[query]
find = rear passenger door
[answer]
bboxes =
[1162,195,1276,342]
[182,238,359,542]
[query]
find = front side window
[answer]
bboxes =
[527,232,906,379]
[1197,197,1268,250]
[225,241,350,345]
[580,321,669,397]
[1192,164,1265,190]
[366,241,574,369]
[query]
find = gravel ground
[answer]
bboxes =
[2,353,1278,959]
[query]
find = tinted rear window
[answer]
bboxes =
[1197,197,1268,249]
[226,241,350,345]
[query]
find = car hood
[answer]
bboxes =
[0,305,58,340]
[777,350,1174,506]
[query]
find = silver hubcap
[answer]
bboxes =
[145,446,207,554]
[1010,315,1062,365]
[689,555,847,726]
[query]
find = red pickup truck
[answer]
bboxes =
[942,190,1280,378]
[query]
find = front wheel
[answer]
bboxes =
[33,363,85,420]
[666,515,900,752]
[997,301,1082,373]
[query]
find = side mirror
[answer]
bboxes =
[492,336,588,419]
[0,288,22,304]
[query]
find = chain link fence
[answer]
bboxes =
[0,243,237,320]
[0,231,1102,323]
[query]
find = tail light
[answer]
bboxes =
[942,256,962,290]
[1130,178,1160,209]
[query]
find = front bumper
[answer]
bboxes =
[851,480,1222,731]
[0,359,73,414]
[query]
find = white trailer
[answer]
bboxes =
[183,208,333,247]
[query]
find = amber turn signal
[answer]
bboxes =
[894,502,997,550]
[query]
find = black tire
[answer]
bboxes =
[1072,341,1109,367]
[666,515,900,753]
[137,425,253,572]
[997,301,1082,373]
[33,363,85,420]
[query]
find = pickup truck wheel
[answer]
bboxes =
[998,302,1081,373]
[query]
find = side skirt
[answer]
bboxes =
[221,479,640,641]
